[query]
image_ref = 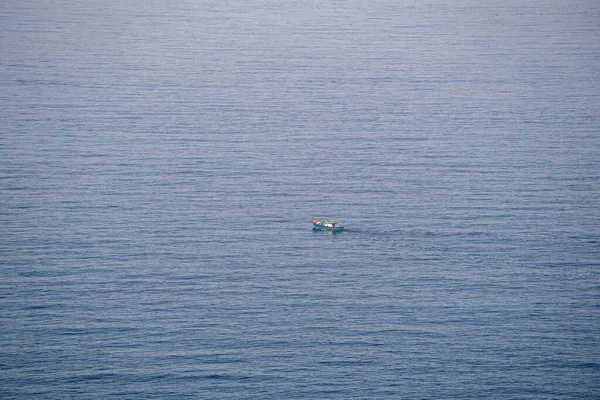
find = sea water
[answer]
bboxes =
[1,0,599,398]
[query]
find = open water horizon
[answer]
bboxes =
[1,0,599,398]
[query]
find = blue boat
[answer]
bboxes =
[312,219,345,232]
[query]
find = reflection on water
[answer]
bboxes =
[313,228,345,236]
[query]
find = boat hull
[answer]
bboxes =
[313,224,345,232]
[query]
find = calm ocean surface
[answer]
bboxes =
[1,0,599,398]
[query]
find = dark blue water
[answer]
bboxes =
[1,0,599,398]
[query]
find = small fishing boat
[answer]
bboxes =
[312,219,345,232]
